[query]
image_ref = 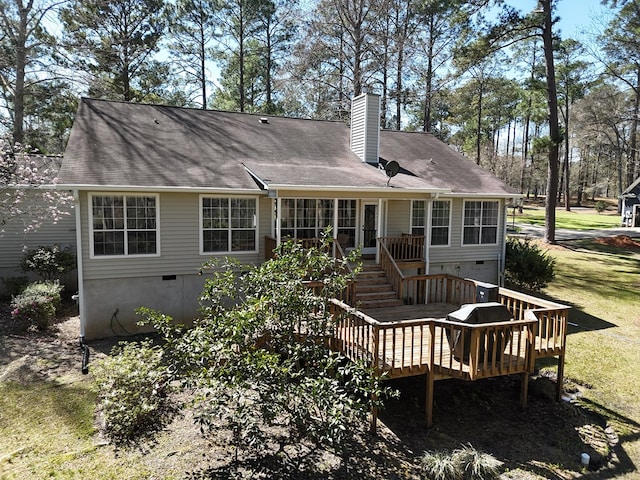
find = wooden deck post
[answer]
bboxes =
[426,369,434,428]
[555,354,565,401]
[520,372,529,410]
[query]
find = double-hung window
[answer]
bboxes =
[411,200,426,236]
[91,194,158,256]
[202,197,257,253]
[431,200,451,246]
[463,200,499,245]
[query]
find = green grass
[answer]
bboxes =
[0,381,155,479]
[541,239,640,473]
[514,206,622,230]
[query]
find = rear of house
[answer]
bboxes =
[59,93,518,340]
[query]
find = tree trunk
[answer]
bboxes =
[476,82,483,166]
[200,23,207,109]
[541,0,560,244]
[423,14,435,133]
[563,98,571,210]
[629,66,640,186]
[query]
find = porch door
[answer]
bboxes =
[361,202,378,255]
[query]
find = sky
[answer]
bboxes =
[506,0,612,39]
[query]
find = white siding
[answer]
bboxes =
[386,200,411,236]
[0,195,77,295]
[350,93,380,164]
[81,192,265,281]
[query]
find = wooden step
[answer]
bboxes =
[357,298,405,309]
[356,283,395,294]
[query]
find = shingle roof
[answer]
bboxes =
[59,98,517,196]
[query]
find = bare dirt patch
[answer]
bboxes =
[594,235,640,251]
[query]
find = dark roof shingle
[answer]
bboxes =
[59,98,516,196]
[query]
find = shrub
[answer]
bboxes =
[420,444,500,480]
[595,200,607,214]
[92,340,175,445]
[504,237,555,291]
[20,245,76,281]
[10,281,63,329]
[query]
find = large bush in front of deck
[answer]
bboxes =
[133,235,396,476]
[504,237,555,291]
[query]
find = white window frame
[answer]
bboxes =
[462,200,500,246]
[199,195,259,255]
[410,200,426,236]
[430,199,451,247]
[279,197,335,240]
[89,192,160,258]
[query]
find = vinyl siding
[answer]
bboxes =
[81,192,267,281]
[386,200,411,236]
[0,194,77,294]
[428,198,506,264]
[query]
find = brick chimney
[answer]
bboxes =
[350,93,380,164]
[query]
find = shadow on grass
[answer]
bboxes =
[378,375,640,480]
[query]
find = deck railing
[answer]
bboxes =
[330,298,538,428]
[379,235,425,261]
[497,287,569,359]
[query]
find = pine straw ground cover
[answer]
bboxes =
[1,236,639,479]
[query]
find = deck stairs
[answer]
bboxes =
[355,262,404,309]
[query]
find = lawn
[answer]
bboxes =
[1,237,639,478]
[541,237,640,477]
[512,206,622,230]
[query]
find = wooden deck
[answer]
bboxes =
[329,279,569,430]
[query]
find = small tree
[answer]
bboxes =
[1,141,72,234]
[20,245,76,281]
[504,237,555,291]
[136,235,394,476]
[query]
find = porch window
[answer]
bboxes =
[463,200,499,245]
[411,200,425,235]
[337,199,356,247]
[90,194,158,256]
[281,198,334,239]
[201,197,257,253]
[431,200,451,246]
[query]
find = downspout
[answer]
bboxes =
[333,198,339,257]
[72,189,90,373]
[73,189,86,339]
[500,201,510,286]
[275,196,282,246]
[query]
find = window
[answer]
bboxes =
[202,197,257,253]
[463,200,499,245]
[431,200,451,246]
[91,194,158,256]
[337,199,356,247]
[281,198,334,239]
[411,200,426,235]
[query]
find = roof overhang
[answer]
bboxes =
[56,184,264,195]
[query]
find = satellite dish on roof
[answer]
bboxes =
[384,160,400,186]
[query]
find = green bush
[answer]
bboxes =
[595,200,607,214]
[420,444,500,480]
[504,237,555,291]
[10,281,63,329]
[92,340,175,445]
[20,245,76,281]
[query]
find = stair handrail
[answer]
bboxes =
[378,238,406,300]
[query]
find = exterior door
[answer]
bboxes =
[361,202,378,255]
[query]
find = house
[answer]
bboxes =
[621,177,640,227]
[0,155,77,297]
[58,93,519,341]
